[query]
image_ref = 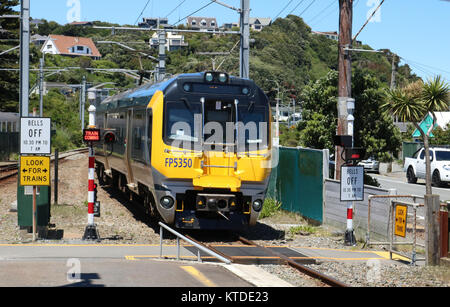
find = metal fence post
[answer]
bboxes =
[159,225,163,259]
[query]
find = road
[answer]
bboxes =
[369,172,450,201]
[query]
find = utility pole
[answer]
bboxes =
[157,18,166,81]
[390,54,396,90]
[80,76,86,131]
[336,0,353,181]
[239,0,250,79]
[19,0,30,117]
[39,57,44,117]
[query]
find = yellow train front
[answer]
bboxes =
[95,72,272,229]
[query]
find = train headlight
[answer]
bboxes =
[183,83,191,92]
[242,87,249,95]
[160,196,174,209]
[252,199,263,212]
[218,73,228,83]
[205,72,214,82]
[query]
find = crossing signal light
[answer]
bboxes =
[103,131,117,144]
[345,147,365,162]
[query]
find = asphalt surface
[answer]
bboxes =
[369,172,450,201]
[0,244,255,287]
[0,242,409,287]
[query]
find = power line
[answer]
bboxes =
[307,0,335,24]
[298,0,317,17]
[309,1,338,27]
[287,0,306,16]
[134,0,152,25]
[274,0,295,20]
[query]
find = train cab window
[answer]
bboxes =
[238,105,269,151]
[164,100,201,146]
[204,99,235,144]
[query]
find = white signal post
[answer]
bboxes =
[83,105,100,240]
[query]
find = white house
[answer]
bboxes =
[150,32,188,51]
[41,35,101,60]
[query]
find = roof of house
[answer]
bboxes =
[249,18,272,26]
[187,17,218,27]
[46,34,101,58]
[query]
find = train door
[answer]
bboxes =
[124,109,135,186]
[146,110,153,164]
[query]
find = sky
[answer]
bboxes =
[19,0,450,82]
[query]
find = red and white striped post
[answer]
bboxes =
[345,202,356,245]
[83,105,100,240]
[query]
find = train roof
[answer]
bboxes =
[97,72,259,112]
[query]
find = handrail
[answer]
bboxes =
[158,222,231,264]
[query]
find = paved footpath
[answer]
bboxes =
[0,243,292,287]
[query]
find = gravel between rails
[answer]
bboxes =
[0,151,449,287]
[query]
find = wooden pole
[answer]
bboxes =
[425,194,440,265]
[336,0,353,180]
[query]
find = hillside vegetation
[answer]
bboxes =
[0,13,419,156]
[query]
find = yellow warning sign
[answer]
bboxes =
[20,156,51,186]
[394,204,408,237]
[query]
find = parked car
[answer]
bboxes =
[358,157,380,173]
[404,147,450,187]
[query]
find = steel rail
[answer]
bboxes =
[237,236,349,287]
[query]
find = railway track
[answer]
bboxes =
[0,148,89,182]
[183,232,349,287]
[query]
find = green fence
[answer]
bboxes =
[402,141,423,160]
[0,132,19,161]
[267,147,325,223]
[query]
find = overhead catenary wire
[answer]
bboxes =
[172,0,216,26]
[134,0,152,25]
[164,0,186,18]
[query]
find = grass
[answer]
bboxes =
[288,225,318,236]
[259,198,282,219]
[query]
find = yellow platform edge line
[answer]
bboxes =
[180,266,217,287]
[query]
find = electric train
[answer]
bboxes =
[94,71,273,229]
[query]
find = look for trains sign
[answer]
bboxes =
[20,156,51,186]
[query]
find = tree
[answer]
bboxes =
[0,0,20,112]
[383,76,449,266]
[383,76,450,193]
[298,69,401,159]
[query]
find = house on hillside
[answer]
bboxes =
[41,34,101,60]
[247,18,272,31]
[187,17,218,31]
[139,17,172,29]
[312,31,339,41]
[150,31,188,51]
[412,112,450,138]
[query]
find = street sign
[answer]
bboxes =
[20,117,51,154]
[394,204,408,237]
[20,156,51,186]
[340,165,364,201]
